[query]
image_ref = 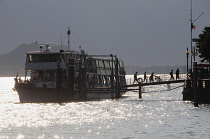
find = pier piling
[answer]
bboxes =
[115,58,120,98]
[139,83,142,98]
[193,62,198,107]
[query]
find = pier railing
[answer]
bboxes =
[185,79,210,89]
[126,74,187,85]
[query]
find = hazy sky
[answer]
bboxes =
[0,0,210,66]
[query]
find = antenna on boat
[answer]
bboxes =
[67,27,71,51]
[61,33,63,50]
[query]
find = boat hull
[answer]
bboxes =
[16,87,125,103]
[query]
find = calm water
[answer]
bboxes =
[1,76,210,139]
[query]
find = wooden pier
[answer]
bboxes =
[123,80,185,88]
[120,79,185,98]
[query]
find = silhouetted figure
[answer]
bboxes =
[144,72,147,83]
[170,70,174,80]
[14,77,18,83]
[133,72,138,84]
[176,69,180,80]
[14,72,19,83]
[18,77,22,82]
[149,72,154,83]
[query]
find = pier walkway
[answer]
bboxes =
[87,74,186,99]
[121,79,185,94]
[124,79,185,88]
[120,74,186,98]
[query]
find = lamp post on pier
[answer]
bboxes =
[186,47,190,79]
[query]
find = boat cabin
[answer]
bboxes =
[22,47,126,89]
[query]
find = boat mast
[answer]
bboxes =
[67,27,71,51]
[190,0,192,70]
[61,33,63,50]
[190,0,204,69]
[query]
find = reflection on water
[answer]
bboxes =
[1,77,210,139]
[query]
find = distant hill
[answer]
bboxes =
[0,43,187,76]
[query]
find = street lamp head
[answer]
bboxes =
[186,51,190,55]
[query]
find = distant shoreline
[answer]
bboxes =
[0,43,187,77]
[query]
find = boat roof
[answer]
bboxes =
[26,50,122,61]
[26,50,79,55]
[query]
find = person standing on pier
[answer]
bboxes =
[149,72,154,83]
[133,72,138,84]
[144,71,147,83]
[176,69,180,80]
[170,70,174,80]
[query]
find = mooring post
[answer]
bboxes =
[139,83,142,98]
[193,62,198,107]
[68,59,75,100]
[115,57,120,98]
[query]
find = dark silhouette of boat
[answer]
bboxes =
[14,29,127,103]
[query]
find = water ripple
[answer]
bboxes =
[1,77,210,138]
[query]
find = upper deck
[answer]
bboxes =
[24,46,125,76]
[25,49,80,70]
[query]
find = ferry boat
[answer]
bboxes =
[14,30,127,103]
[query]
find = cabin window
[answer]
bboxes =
[109,61,115,69]
[102,61,105,68]
[48,54,57,62]
[39,54,48,62]
[27,55,39,62]
[98,60,104,68]
[119,61,124,68]
[96,60,100,68]
[104,61,110,68]
[26,54,65,63]
[65,53,79,62]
